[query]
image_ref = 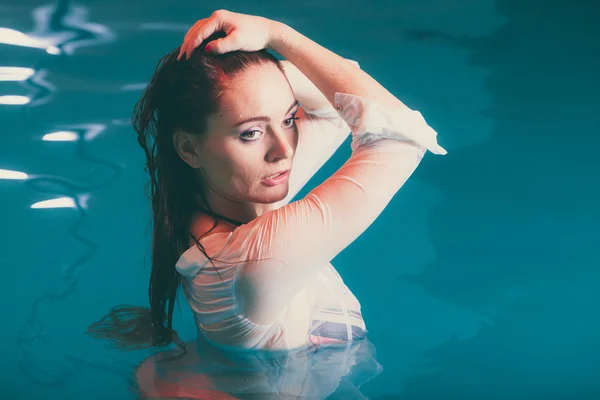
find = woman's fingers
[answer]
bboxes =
[178,13,227,60]
[181,22,206,60]
[176,10,270,60]
[178,20,203,60]
[178,20,206,60]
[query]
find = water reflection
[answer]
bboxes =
[0,27,60,54]
[16,122,121,386]
[0,168,29,180]
[0,95,30,104]
[0,67,36,81]
[5,0,117,56]
[30,196,76,209]
[7,0,124,379]
[134,337,382,399]
[42,130,78,141]
[2,0,117,109]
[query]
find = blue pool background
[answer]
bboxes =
[1,0,599,398]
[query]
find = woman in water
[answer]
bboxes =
[90,9,446,398]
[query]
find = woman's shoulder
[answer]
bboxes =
[174,212,238,278]
[188,211,236,247]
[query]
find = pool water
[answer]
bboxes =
[1,0,599,399]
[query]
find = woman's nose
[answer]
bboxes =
[267,130,295,160]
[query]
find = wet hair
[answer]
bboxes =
[87,31,284,350]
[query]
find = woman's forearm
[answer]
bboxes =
[268,22,409,112]
[281,59,360,112]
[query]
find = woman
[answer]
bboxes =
[90,9,447,398]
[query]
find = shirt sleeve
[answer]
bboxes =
[228,92,447,324]
[271,60,361,209]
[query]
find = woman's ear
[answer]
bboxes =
[173,131,201,168]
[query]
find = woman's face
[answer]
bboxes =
[175,62,299,214]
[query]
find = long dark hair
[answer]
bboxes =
[87,31,285,350]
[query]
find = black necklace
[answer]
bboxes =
[196,206,245,227]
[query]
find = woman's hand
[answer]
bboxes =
[178,9,279,60]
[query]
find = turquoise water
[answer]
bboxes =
[1,0,599,398]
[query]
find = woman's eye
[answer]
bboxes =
[284,116,300,128]
[240,131,259,140]
[240,116,300,142]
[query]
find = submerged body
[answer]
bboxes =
[137,89,444,398]
[177,88,443,350]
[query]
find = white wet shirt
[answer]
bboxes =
[175,82,447,350]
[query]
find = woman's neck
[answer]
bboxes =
[194,192,273,226]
